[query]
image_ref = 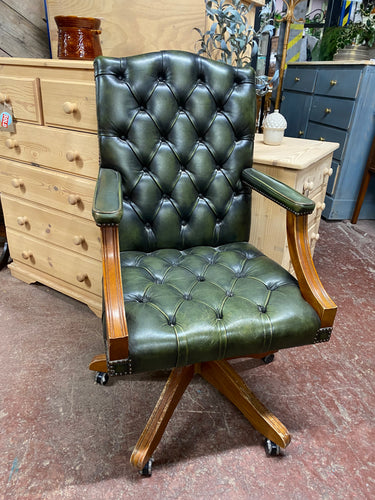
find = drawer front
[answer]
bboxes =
[0,76,42,124]
[1,195,101,260]
[40,79,97,132]
[0,158,96,221]
[295,155,334,198]
[305,123,347,161]
[0,122,99,179]
[315,68,362,98]
[6,228,101,296]
[281,91,312,138]
[310,95,355,130]
[283,67,317,93]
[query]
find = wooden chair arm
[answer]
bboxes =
[101,224,129,361]
[286,212,337,328]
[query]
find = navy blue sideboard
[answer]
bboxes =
[280,62,375,220]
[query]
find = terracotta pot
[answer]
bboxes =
[55,16,102,60]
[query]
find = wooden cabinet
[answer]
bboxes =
[0,58,102,316]
[250,135,338,272]
[281,61,375,220]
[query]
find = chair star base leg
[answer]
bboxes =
[130,359,290,472]
[130,365,194,471]
[199,360,291,449]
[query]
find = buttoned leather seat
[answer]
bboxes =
[90,51,337,475]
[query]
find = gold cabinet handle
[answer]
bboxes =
[298,130,304,136]
[63,101,78,114]
[11,178,24,188]
[294,77,300,82]
[68,194,81,205]
[319,137,326,141]
[5,138,18,149]
[330,80,337,86]
[76,273,88,282]
[66,150,80,162]
[21,250,33,260]
[0,93,10,103]
[73,235,86,245]
[324,108,332,114]
[17,216,29,226]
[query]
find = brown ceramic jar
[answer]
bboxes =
[55,15,102,60]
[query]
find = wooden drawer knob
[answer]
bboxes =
[22,250,33,259]
[76,273,88,282]
[324,167,333,176]
[316,202,326,211]
[11,178,24,188]
[17,216,29,226]
[73,235,85,245]
[66,150,80,162]
[68,194,81,205]
[303,181,314,191]
[63,101,78,114]
[311,232,320,241]
[0,93,10,103]
[5,138,18,149]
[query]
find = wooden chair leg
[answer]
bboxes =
[199,359,291,449]
[130,365,194,471]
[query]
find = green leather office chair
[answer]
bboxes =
[90,51,337,476]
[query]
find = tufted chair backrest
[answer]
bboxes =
[94,51,256,252]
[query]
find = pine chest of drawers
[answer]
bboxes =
[280,61,375,220]
[0,58,102,316]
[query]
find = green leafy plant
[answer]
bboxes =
[336,2,375,49]
[194,0,274,68]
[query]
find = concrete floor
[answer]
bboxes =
[1,219,374,499]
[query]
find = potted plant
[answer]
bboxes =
[334,1,375,60]
[194,0,274,68]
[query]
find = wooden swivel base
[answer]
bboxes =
[130,359,291,471]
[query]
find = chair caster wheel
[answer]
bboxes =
[262,354,275,364]
[264,438,281,456]
[95,372,109,385]
[139,458,153,477]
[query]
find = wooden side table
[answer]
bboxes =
[250,134,339,272]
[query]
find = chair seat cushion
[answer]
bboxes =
[121,242,321,373]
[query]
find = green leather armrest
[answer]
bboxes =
[92,168,123,225]
[242,168,315,215]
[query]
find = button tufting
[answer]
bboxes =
[258,305,267,313]
[226,291,234,297]
[145,222,151,229]
[197,275,205,282]
[183,294,192,301]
